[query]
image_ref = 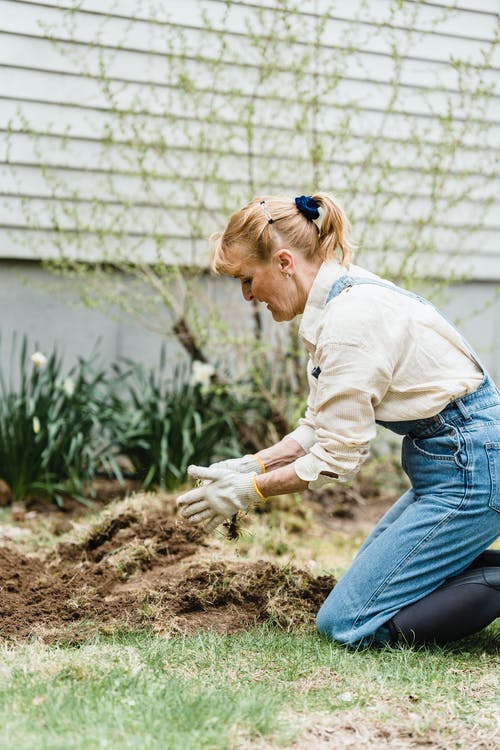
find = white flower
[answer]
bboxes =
[190,360,215,387]
[63,377,75,397]
[32,416,41,434]
[31,351,47,368]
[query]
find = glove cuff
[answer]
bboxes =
[231,472,263,508]
[251,473,267,501]
[239,454,266,474]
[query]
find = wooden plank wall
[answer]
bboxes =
[0,0,498,277]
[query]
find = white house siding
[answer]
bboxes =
[0,0,499,377]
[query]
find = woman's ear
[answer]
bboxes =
[275,248,296,275]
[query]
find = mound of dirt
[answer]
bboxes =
[0,494,336,643]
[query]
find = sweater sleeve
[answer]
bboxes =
[293,336,394,483]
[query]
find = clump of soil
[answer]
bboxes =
[0,493,336,643]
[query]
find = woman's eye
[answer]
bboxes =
[242,278,252,286]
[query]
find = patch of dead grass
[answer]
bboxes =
[234,709,500,750]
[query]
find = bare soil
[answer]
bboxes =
[0,493,338,643]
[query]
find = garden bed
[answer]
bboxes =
[0,493,337,643]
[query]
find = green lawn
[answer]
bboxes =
[0,624,498,749]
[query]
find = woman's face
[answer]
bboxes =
[231,248,303,322]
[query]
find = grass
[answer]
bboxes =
[0,625,498,750]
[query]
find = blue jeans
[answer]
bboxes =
[316,374,500,646]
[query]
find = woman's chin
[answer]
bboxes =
[269,307,294,322]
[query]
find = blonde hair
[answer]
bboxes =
[211,192,356,274]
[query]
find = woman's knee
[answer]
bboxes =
[316,595,352,643]
[316,594,392,647]
[315,601,335,639]
[316,605,362,645]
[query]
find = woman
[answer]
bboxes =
[177,193,500,647]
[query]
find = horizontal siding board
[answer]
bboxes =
[2,62,498,124]
[9,0,500,43]
[0,196,222,237]
[2,1,499,68]
[2,123,497,183]
[0,229,493,281]
[235,0,500,19]
[0,227,204,263]
[14,0,500,26]
[0,92,500,161]
[3,97,499,155]
[405,0,500,15]
[359,247,500,281]
[3,132,498,187]
[1,226,497,261]
[0,225,500,268]
[2,164,497,213]
[2,123,497,195]
[2,32,498,99]
[2,193,498,234]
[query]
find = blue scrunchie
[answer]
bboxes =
[295,195,320,221]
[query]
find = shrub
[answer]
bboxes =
[104,355,247,491]
[0,337,113,504]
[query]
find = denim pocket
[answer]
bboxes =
[485,442,500,512]
[411,423,466,468]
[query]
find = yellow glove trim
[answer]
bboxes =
[255,456,266,473]
[252,473,268,501]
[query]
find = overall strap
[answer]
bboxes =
[326,274,486,376]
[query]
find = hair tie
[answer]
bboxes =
[295,195,323,231]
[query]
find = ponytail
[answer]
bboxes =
[311,193,356,266]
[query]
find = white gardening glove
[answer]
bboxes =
[177,466,263,532]
[188,454,265,482]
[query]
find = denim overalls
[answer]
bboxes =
[315,275,500,646]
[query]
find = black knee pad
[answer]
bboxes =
[388,566,500,646]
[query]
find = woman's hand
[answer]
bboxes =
[176,467,263,532]
[188,454,265,480]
